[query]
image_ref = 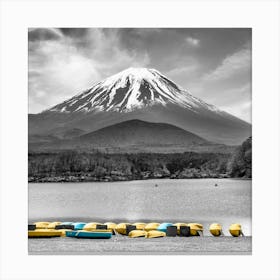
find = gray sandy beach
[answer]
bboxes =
[29,236,252,255]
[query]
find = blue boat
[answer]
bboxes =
[66,230,112,239]
[72,222,86,230]
[157,223,174,233]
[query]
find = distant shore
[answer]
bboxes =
[28,173,236,183]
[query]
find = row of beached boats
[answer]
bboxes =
[28,221,244,239]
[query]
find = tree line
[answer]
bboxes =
[28,137,252,182]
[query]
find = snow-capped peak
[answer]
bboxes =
[47,67,221,114]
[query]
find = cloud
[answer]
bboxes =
[28,28,63,41]
[221,101,251,123]
[167,65,198,77]
[219,83,251,106]
[185,36,200,46]
[28,28,251,122]
[192,44,252,122]
[196,83,251,123]
[28,28,150,113]
[203,46,251,81]
[165,63,200,88]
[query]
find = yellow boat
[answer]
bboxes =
[28,229,62,238]
[58,229,73,237]
[133,223,146,230]
[209,223,222,236]
[144,223,160,232]
[229,223,243,237]
[187,223,204,236]
[145,230,166,238]
[34,221,50,229]
[128,230,147,238]
[83,222,102,230]
[103,222,117,234]
[174,223,189,235]
[47,222,61,229]
[104,222,117,231]
[115,223,132,235]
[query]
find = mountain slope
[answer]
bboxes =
[29,119,212,152]
[79,119,207,146]
[29,67,251,145]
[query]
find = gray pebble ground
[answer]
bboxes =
[29,236,252,255]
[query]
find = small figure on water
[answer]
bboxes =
[155,184,158,187]
[214,183,218,187]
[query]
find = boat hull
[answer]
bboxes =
[157,223,174,233]
[28,229,62,238]
[83,223,102,231]
[47,222,61,229]
[72,223,86,230]
[66,230,112,239]
[133,223,146,230]
[174,223,189,235]
[188,223,204,236]
[104,222,117,231]
[146,230,166,238]
[34,221,50,229]
[229,224,242,237]
[144,223,160,232]
[209,223,222,237]
[115,223,135,235]
[128,230,147,238]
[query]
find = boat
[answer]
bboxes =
[55,224,74,230]
[145,230,166,238]
[47,222,61,229]
[103,222,117,234]
[115,223,134,235]
[144,223,160,232]
[34,221,50,229]
[65,230,112,239]
[72,222,86,230]
[28,229,62,238]
[209,223,222,236]
[28,224,36,231]
[57,229,74,237]
[55,222,74,230]
[166,226,177,237]
[60,222,74,225]
[104,222,117,231]
[157,223,174,233]
[132,223,146,230]
[83,222,103,231]
[187,223,204,236]
[229,223,243,237]
[174,223,189,235]
[128,230,147,238]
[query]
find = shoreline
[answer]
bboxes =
[28,174,251,183]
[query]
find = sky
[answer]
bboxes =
[28,28,252,122]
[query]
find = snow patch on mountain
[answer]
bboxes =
[47,67,223,114]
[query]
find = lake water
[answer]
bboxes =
[28,178,252,236]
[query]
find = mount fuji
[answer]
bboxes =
[29,67,251,150]
[47,67,222,114]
